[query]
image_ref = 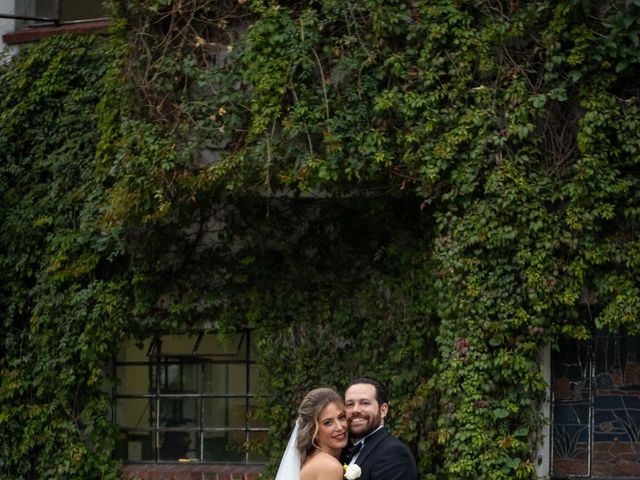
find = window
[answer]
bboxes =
[1,0,110,46]
[113,331,267,464]
[21,0,106,23]
[551,329,640,478]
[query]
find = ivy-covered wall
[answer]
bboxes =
[0,35,125,479]
[2,0,640,479]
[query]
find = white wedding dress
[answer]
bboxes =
[275,421,301,480]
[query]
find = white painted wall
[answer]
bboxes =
[0,0,18,56]
[536,345,551,479]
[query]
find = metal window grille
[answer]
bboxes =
[113,330,267,465]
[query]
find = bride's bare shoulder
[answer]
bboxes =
[300,452,344,480]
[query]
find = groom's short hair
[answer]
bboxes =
[346,377,388,405]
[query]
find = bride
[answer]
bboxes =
[275,388,348,480]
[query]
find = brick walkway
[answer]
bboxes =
[121,464,264,480]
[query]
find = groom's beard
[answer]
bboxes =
[348,410,382,440]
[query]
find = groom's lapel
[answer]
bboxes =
[355,428,388,467]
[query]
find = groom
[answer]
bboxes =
[342,377,417,480]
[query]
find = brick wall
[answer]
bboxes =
[121,464,264,480]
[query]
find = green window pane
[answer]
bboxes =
[117,365,151,395]
[249,364,266,394]
[203,398,246,428]
[59,0,106,21]
[202,431,245,463]
[115,430,155,462]
[35,0,106,21]
[159,361,200,394]
[204,363,246,394]
[158,430,199,461]
[159,334,200,355]
[199,333,245,359]
[116,398,154,429]
[159,397,199,427]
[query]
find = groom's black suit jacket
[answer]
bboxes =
[347,427,417,480]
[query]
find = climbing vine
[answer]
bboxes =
[0,34,126,479]
[2,0,640,479]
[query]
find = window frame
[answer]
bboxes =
[113,329,267,465]
[550,329,640,479]
[1,0,110,46]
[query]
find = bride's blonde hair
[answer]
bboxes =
[296,387,344,464]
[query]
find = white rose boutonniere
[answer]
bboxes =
[344,463,362,480]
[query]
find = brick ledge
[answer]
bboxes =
[3,19,111,45]
[121,464,264,480]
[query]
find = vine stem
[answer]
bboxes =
[311,47,330,122]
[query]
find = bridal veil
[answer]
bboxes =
[274,420,301,480]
